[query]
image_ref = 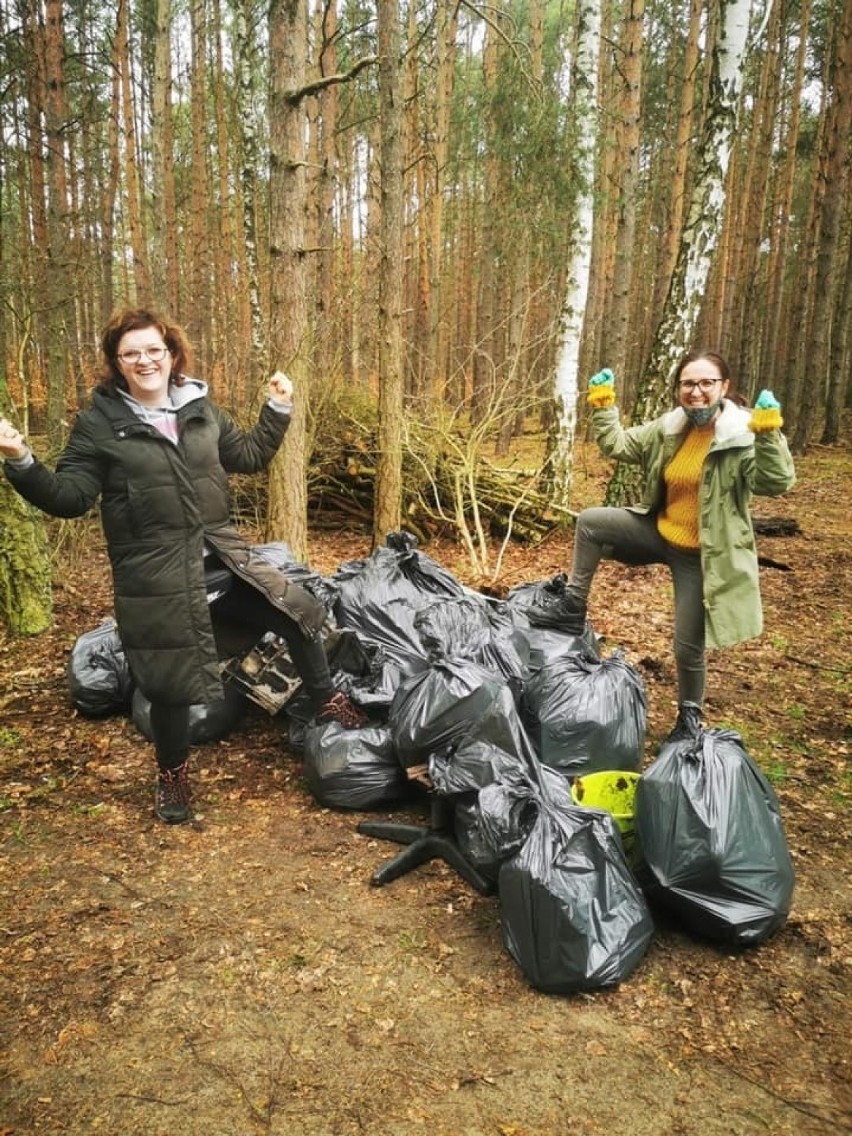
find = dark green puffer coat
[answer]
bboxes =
[4,385,325,706]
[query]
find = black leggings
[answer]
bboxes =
[150,577,334,771]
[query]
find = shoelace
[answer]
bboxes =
[159,764,190,805]
[319,692,367,729]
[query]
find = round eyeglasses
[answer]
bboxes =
[678,378,721,394]
[118,345,170,365]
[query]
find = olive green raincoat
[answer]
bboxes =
[591,400,795,650]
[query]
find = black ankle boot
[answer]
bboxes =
[529,575,587,634]
[155,761,192,824]
[666,702,703,743]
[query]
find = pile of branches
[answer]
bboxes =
[305,433,569,545]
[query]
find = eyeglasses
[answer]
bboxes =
[117,345,170,365]
[678,378,721,394]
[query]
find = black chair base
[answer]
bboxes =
[357,797,493,895]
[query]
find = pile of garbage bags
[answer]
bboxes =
[67,531,794,992]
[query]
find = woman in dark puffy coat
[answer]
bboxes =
[0,307,365,825]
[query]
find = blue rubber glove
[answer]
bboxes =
[754,389,781,410]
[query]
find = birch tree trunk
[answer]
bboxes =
[211,0,237,389]
[549,0,601,508]
[651,0,702,349]
[581,0,616,382]
[234,0,267,383]
[606,0,755,506]
[373,0,404,544]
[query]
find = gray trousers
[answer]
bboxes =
[571,507,706,705]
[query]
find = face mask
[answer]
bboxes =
[683,400,721,427]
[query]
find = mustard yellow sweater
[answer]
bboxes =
[657,426,715,550]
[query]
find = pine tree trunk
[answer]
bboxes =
[150,0,178,315]
[821,226,852,444]
[608,0,644,381]
[764,0,810,396]
[792,0,852,451]
[118,0,151,303]
[42,0,78,451]
[373,0,405,544]
[427,0,458,403]
[313,0,339,388]
[730,0,781,390]
[188,0,212,365]
[267,0,311,560]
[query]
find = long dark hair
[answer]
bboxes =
[97,307,193,394]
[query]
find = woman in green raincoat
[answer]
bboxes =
[555,350,795,737]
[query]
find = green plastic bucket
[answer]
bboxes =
[571,770,641,865]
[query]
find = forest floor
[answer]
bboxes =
[0,441,850,1136]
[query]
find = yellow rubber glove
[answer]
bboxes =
[587,367,616,409]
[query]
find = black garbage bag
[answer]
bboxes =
[414,596,531,699]
[391,660,528,771]
[330,531,465,673]
[429,738,539,882]
[131,683,248,745]
[635,723,795,946]
[429,737,533,796]
[324,630,410,716]
[505,575,599,669]
[302,722,408,810]
[523,650,646,776]
[499,793,654,994]
[68,620,134,716]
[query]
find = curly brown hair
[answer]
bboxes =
[98,307,193,394]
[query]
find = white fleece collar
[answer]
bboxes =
[662,399,753,446]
